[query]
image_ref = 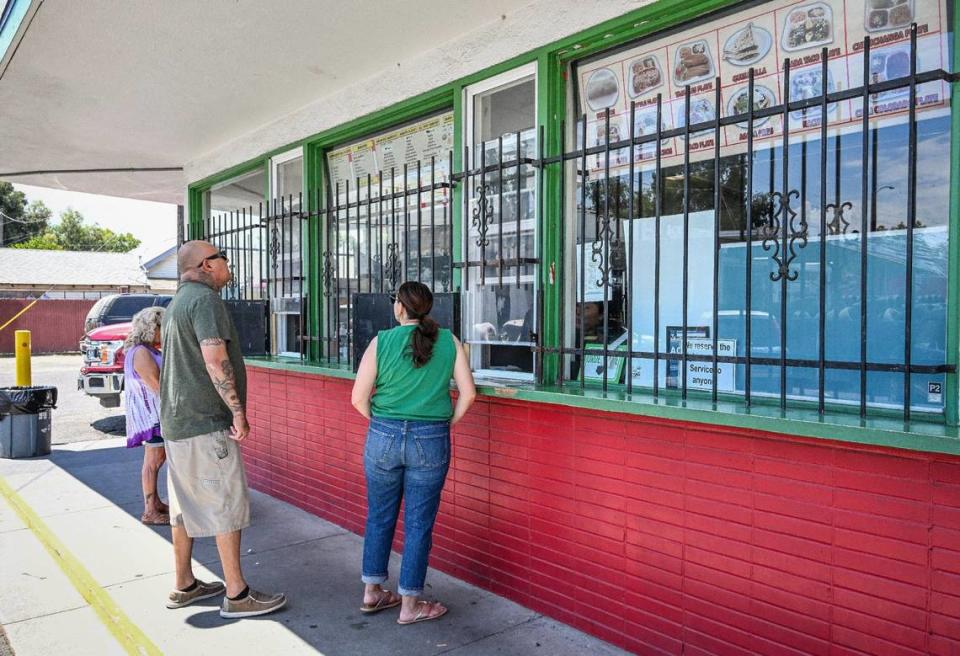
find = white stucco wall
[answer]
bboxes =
[184,0,653,187]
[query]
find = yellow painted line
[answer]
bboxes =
[0,297,40,333]
[0,475,162,656]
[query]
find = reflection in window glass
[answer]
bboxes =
[204,168,267,302]
[270,152,305,356]
[570,113,950,414]
[465,75,537,380]
[205,169,266,215]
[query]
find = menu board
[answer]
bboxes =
[327,112,454,197]
[575,0,950,172]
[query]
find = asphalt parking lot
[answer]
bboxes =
[0,354,123,444]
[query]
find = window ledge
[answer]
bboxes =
[245,356,355,380]
[245,357,960,457]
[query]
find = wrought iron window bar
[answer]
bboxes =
[199,25,957,424]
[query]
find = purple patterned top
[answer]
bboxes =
[123,345,162,448]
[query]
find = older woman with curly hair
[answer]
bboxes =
[124,306,169,525]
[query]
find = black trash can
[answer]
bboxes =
[0,386,58,459]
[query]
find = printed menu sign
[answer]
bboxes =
[575,0,950,173]
[327,113,454,195]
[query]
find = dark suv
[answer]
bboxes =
[83,293,173,334]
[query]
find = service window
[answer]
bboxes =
[270,149,306,357]
[324,113,454,362]
[463,63,538,381]
[566,0,952,416]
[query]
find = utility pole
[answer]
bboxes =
[176,204,185,278]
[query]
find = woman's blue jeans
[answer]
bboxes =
[361,417,450,597]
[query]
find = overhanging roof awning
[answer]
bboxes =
[0,0,521,204]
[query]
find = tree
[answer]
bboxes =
[11,232,62,250]
[0,182,52,246]
[11,208,141,253]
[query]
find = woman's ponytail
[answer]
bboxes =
[411,315,439,368]
[396,281,439,367]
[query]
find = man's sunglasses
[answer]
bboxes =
[197,250,228,268]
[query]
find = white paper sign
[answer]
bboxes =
[682,337,737,392]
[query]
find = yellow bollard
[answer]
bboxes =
[15,330,31,387]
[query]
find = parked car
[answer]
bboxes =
[78,322,131,408]
[78,294,171,407]
[83,293,171,334]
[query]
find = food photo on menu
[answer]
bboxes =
[595,118,623,146]
[787,67,840,124]
[629,55,664,97]
[674,96,716,135]
[782,2,833,52]
[722,22,772,67]
[627,107,671,159]
[789,67,837,118]
[634,106,671,139]
[585,68,620,111]
[592,116,631,165]
[726,85,775,128]
[866,0,914,32]
[673,40,715,85]
[867,44,914,105]
[871,46,912,83]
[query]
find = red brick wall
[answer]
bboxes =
[0,299,95,354]
[245,364,960,656]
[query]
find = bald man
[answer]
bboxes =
[159,240,286,618]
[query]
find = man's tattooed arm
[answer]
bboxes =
[209,359,244,416]
[200,336,249,440]
[200,338,244,416]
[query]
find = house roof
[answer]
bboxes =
[0,248,148,289]
[140,245,176,271]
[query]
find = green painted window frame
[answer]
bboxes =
[303,97,458,363]
[191,0,960,453]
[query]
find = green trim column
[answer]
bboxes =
[946,0,960,425]
[538,51,566,384]
[452,85,464,293]
[306,142,324,363]
[187,187,204,240]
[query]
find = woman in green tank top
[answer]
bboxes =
[351,281,476,625]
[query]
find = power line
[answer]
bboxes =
[0,209,48,225]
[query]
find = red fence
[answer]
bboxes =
[0,300,95,354]
[245,364,960,656]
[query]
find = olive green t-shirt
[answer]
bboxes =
[159,281,246,440]
[370,325,456,421]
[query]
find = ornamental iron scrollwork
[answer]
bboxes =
[384,242,402,292]
[591,214,620,290]
[825,201,852,235]
[221,241,238,295]
[438,255,451,293]
[472,184,495,249]
[321,250,335,297]
[760,189,807,282]
[270,219,282,276]
[228,261,238,293]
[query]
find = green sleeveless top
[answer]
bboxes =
[371,324,456,421]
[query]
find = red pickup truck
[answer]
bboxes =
[77,322,131,408]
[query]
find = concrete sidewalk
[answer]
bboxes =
[0,438,629,656]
